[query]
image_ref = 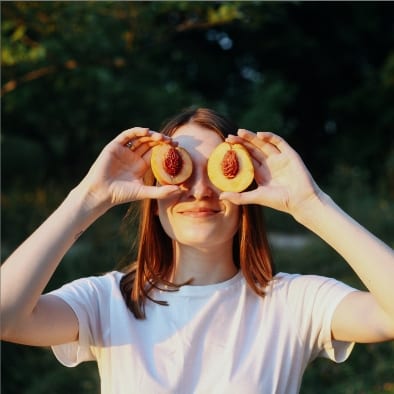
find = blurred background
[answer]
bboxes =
[1,2,393,393]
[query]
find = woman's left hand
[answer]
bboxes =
[220,129,321,217]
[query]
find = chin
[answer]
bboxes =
[176,228,234,248]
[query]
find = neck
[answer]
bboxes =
[169,241,238,286]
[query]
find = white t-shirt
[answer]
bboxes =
[50,271,356,394]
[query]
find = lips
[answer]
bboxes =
[177,206,221,217]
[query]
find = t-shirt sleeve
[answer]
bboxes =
[283,274,357,363]
[49,273,118,367]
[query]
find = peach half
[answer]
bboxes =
[150,144,193,185]
[207,142,254,192]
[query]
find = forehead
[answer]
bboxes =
[172,123,223,156]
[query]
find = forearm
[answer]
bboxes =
[0,186,107,332]
[294,191,394,317]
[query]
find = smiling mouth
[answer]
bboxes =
[179,208,221,217]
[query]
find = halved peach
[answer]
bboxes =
[150,144,193,185]
[207,142,254,192]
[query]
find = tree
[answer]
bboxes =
[2,3,393,393]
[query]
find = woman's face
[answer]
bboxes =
[157,123,240,249]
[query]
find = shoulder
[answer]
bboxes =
[267,272,356,310]
[49,271,124,303]
[271,272,354,292]
[62,270,122,287]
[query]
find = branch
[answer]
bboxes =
[1,60,77,96]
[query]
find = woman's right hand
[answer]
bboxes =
[77,127,181,212]
[1,127,182,347]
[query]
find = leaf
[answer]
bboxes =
[11,25,26,41]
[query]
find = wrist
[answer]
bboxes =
[292,188,332,227]
[66,184,111,222]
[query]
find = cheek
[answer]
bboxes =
[157,199,176,237]
[227,205,241,235]
[156,193,179,215]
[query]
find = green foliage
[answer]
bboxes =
[239,76,297,135]
[2,2,394,393]
[2,1,393,190]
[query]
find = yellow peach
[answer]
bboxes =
[208,142,254,192]
[151,144,193,185]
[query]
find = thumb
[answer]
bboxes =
[219,189,261,205]
[142,185,182,200]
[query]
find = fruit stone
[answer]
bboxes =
[207,142,254,192]
[151,144,193,185]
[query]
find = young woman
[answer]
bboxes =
[1,108,393,394]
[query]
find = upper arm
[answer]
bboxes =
[331,290,394,343]
[3,294,79,347]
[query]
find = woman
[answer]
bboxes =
[1,108,393,394]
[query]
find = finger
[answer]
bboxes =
[226,130,280,157]
[220,187,283,211]
[128,135,171,154]
[225,132,278,165]
[219,191,243,205]
[140,185,182,200]
[219,189,262,205]
[133,140,162,157]
[238,129,281,155]
[115,127,151,146]
[122,132,175,159]
[256,131,293,155]
[229,136,271,164]
[135,137,180,161]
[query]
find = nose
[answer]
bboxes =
[184,167,216,200]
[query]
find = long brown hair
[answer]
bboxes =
[120,108,275,319]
